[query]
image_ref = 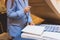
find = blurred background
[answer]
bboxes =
[0,0,60,40]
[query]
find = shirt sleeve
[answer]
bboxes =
[26,0,32,23]
[7,0,25,19]
[7,0,17,18]
[27,12,32,23]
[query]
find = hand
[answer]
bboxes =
[29,22,35,25]
[24,6,31,13]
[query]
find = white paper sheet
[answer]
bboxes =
[21,33,44,40]
[42,32,60,40]
[21,33,58,40]
[22,25,45,36]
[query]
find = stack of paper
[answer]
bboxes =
[22,25,45,36]
[42,32,60,40]
[21,25,60,40]
[21,33,44,40]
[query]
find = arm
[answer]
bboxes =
[27,12,32,23]
[7,0,17,18]
[28,12,35,25]
[26,0,34,25]
[7,0,25,19]
[26,0,33,23]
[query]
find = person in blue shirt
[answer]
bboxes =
[6,0,34,40]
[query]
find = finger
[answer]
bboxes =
[26,6,31,8]
[27,6,31,8]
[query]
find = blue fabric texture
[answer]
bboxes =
[7,0,32,40]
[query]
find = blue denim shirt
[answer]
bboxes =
[7,0,32,37]
[7,0,32,26]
